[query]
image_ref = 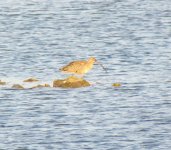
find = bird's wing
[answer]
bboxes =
[60,60,86,72]
[69,60,86,66]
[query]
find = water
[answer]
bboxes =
[0,0,171,149]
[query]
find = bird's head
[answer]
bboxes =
[88,57,107,73]
[88,57,97,63]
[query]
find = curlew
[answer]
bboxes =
[59,57,97,76]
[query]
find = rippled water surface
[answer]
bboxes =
[1,0,171,149]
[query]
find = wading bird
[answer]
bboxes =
[59,57,97,76]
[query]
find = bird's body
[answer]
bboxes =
[59,57,96,75]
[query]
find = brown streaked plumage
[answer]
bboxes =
[59,57,96,75]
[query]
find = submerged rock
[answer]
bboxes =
[12,84,24,89]
[53,76,90,88]
[112,83,121,87]
[31,84,51,89]
[0,80,6,85]
[23,77,39,82]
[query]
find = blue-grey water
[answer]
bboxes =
[0,0,171,149]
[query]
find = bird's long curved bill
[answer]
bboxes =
[96,61,108,73]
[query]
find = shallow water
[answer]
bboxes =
[0,0,171,149]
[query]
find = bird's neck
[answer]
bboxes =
[87,60,95,67]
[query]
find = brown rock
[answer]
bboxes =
[12,84,24,89]
[53,76,90,88]
[112,83,121,87]
[23,77,39,82]
[31,84,51,89]
[0,80,6,85]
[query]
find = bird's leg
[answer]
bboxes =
[79,74,84,79]
[70,74,76,78]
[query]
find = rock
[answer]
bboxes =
[23,77,39,82]
[31,84,51,89]
[0,80,6,85]
[112,83,121,87]
[53,76,90,88]
[12,84,24,89]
